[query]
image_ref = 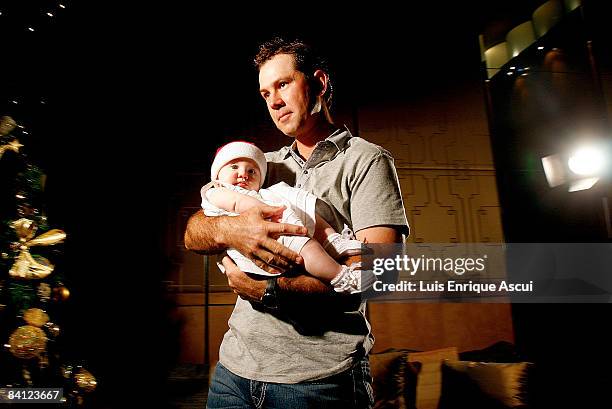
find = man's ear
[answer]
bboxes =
[313,69,328,97]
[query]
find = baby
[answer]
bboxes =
[201,141,376,294]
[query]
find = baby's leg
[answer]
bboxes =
[300,239,344,282]
[300,239,375,294]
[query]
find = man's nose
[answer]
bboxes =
[268,92,284,110]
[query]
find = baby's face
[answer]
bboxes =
[217,158,262,191]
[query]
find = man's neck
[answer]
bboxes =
[294,121,336,161]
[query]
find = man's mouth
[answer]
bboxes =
[278,112,292,122]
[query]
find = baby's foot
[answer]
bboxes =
[330,262,377,294]
[324,233,365,260]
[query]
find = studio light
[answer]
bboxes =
[568,147,605,176]
[542,144,609,192]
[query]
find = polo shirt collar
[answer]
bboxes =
[326,125,352,152]
[280,125,353,160]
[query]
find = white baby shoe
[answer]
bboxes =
[323,233,364,260]
[330,262,377,294]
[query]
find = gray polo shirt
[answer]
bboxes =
[218,126,409,383]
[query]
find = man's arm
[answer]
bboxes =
[355,226,403,244]
[357,225,403,299]
[223,225,403,307]
[184,207,306,273]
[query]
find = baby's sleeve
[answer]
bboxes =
[200,183,239,217]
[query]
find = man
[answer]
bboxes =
[185,37,409,408]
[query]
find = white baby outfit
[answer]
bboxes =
[201,180,317,276]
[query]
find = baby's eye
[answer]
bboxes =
[230,164,239,170]
[248,169,257,175]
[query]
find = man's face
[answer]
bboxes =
[258,54,313,138]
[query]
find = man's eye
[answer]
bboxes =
[262,92,269,99]
[279,82,287,88]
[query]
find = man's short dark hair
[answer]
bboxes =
[254,37,333,107]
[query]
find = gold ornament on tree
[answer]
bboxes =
[74,368,97,393]
[23,308,50,327]
[53,286,70,302]
[9,218,66,280]
[0,116,23,159]
[8,325,47,359]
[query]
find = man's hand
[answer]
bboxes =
[222,256,267,302]
[224,205,306,274]
[184,205,307,274]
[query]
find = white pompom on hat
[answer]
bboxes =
[210,141,267,187]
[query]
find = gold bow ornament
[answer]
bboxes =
[0,139,24,159]
[0,115,18,136]
[9,218,66,280]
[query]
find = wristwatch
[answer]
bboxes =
[261,277,279,310]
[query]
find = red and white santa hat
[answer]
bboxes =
[210,141,267,187]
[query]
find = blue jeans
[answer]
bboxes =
[206,358,374,409]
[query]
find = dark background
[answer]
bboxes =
[2,0,612,407]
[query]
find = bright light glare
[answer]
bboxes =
[568,147,606,176]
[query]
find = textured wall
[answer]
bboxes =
[360,84,513,353]
[358,85,503,244]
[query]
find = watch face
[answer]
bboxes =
[262,292,278,309]
[262,278,278,309]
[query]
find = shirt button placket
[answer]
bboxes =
[298,168,309,189]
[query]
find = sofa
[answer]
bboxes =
[369,341,534,409]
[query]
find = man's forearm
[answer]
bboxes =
[184,210,228,254]
[277,273,361,311]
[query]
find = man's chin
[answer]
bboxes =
[277,124,298,138]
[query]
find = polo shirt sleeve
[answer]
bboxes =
[349,150,410,236]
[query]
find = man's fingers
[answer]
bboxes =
[267,221,308,238]
[253,260,284,274]
[234,204,305,271]
[258,205,286,219]
[221,255,239,271]
[262,238,304,265]
[251,252,284,275]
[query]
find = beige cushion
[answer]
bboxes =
[442,360,530,407]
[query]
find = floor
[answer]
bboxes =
[166,364,209,409]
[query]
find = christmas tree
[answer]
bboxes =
[0,115,97,406]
